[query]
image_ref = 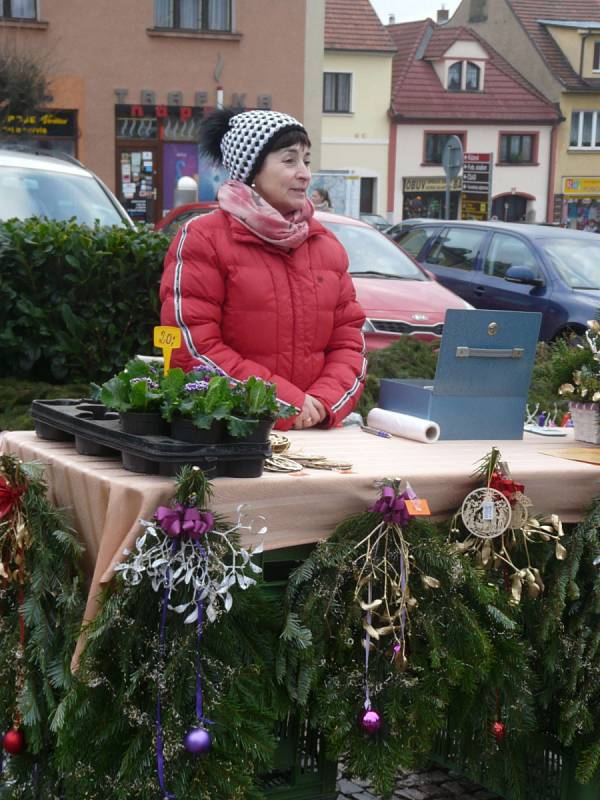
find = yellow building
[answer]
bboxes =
[449,0,600,229]
[317,0,395,220]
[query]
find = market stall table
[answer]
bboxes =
[1,427,598,660]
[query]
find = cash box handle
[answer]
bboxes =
[456,346,524,359]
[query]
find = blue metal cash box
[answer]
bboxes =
[378,310,541,440]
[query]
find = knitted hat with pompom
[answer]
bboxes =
[199,108,307,185]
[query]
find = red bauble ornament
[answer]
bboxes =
[491,720,506,742]
[3,726,26,755]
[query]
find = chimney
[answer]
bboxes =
[388,13,395,24]
[437,7,449,23]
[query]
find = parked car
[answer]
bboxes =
[321,212,473,349]
[153,203,471,350]
[359,212,391,232]
[155,201,217,238]
[395,219,600,341]
[0,146,134,227]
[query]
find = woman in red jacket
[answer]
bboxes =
[160,108,366,430]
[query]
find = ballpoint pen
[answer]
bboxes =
[360,425,392,439]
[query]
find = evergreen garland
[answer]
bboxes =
[0,454,85,799]
[523,497,600,782]
[51,467,289,800]
[277,509,538,797]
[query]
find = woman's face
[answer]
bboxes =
[253,144,311,215]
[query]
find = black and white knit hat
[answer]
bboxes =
[219,110,306,183]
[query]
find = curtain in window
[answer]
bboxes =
[323,74,336,112]
[179,0,199,28]
[155,0,172,26]
[207,0,230,30]
[570,112,580,147]
[466,62,480,90]
[11,0,36,17]
[582,111,593,147]
[448,62,462,90]
[336,75,351,112]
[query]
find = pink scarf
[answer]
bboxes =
[217,180,314,249]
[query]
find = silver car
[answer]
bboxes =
[0,147,134,228]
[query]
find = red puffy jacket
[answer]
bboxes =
[159,209,366,430]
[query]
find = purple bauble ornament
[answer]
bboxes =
[183,726,212,755]
[359,708,382,734]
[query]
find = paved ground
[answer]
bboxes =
[336,766,502,799]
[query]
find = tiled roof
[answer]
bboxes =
[506,0,600,89]
[388,21,560,122]
[325,0,396,52]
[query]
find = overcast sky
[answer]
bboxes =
[370,0,461,25]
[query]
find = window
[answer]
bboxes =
[426,227,486,271]
[570,111,600,148]
[469,0,488,22]
[448,62,462,91]
[398,227,437,257]
[484,233,539,278]
[594,42,600,71]
[154,0,231,31]
[0,0,36,18]
[424,132,465,164]
[466,62,480,91]
[499,134,535,164]
[323,73,351,113]
[447,60,483,91]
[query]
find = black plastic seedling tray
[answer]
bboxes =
[30,399,271,478]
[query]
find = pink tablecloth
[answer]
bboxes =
[2,427,599,661]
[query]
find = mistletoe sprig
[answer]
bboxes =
[114,466,266,623]
[451,447,566,603]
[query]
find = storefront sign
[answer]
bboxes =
[1,110,76,138]
[403,176,461,193]
[461,198,489,221]
[462,153,492,196]
[116,105,205,140]
[114,89,272,110]
[563,177,600,196]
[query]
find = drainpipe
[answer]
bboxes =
[580,31,592,77]
[546,120,559,223]
[387,112,397,218]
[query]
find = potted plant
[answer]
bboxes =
[100,358,166,435]
[162,368,233,444]
[226,376,297,443]
[558,320,600,443]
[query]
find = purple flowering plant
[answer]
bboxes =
[100,357,164,413]
[160,367,234,429]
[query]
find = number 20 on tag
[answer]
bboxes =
[153,326,181,374]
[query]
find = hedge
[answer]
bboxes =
[0,219,170,382]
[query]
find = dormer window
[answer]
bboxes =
[447,60,482,91]
[448,62,462,91]
[594,41,600,72]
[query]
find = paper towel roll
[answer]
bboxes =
[367,407,440,444]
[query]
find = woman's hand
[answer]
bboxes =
[292,395,327,429]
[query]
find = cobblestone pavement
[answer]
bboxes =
[336,766,503,799]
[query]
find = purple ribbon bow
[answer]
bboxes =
[154,504,214,539]
[369,485,416,526]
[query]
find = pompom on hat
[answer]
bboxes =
[199,108,308,185]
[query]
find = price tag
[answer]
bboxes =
[405,499,430,516]
[153,326,181,374]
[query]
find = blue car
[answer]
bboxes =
[396,220,600,341]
